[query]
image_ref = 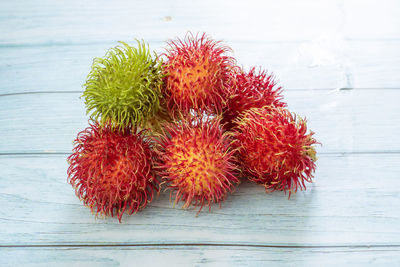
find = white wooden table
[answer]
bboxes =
[1,0,400,265]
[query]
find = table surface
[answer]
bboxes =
[1,0,400,266]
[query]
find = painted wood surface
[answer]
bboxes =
[1,0,399,45]
[2,246,399,267]
[1,90,399,154]
[1,0,400,265]
[1,40,400,94]
[1,154,399,247]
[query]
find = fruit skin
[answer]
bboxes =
[67,121,158,222]
[162,33,235,117]
[82,40,164,130]
[222,67,286,131]
[154,116,239,211]
[233,106,318,195]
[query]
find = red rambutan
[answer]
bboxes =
[154,116,239,212]
[67,121,158,222]
[222,67,286,131]
[233,106,318,195]
[162,33,235,116]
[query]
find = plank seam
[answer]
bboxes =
[0,91,84,97]
[1,244,399,249]
[1,88,400,97]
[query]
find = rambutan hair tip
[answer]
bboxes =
[82,39,164,130]
[161,32,236,117]
[232,106,318,195]
[221,66,286,131]
[67,121,159,222]
[154,115,240,213]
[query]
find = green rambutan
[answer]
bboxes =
[67,121,158,222]
[162,33,235,117]
[82,40,164,129]
[154,116,239,211]
[222,67,286,131]
[233,106,318,195]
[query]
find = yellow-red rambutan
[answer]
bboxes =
[154,116,239,212]
[233,106,318,195]
[222,67,286,131]
[162,33,235,117]
[67,121,158,222]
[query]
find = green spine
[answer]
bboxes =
[82,40,164,129]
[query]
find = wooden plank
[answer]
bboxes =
[344,41,400,89]
[0,90,399,154]
[1,40,399,95]
[0,41,339,93]
[1,0,399,263]
[0,154,399,246]
[1,246,399,266]
[343,0,400,40]
[1,0,399,46]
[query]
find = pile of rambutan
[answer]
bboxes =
[67,33,319,222]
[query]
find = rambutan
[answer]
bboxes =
[67,121,158,222]
[233,106,318,195]
[221,67,286,131]
[82,40,164,129]
[162,33,235,116]
[154,116,239,211]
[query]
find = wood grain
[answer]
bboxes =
[1,154,399,246]
[1,0,399,264]
[0,90,399,154]
[1,40,399,95]
[1,246,399,266]
[1,0,399,46]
